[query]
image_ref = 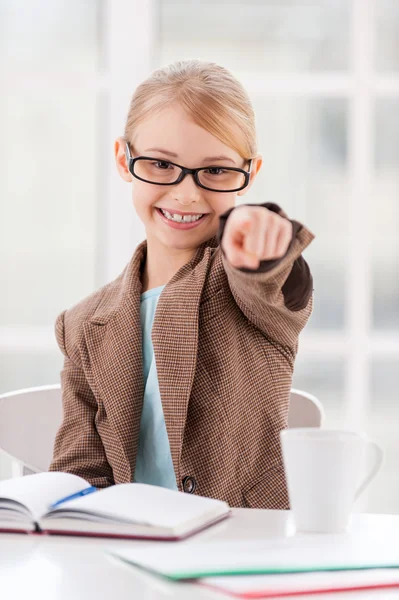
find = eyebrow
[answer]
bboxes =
[144,148,237,165]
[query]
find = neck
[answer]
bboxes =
[141,236,198,293]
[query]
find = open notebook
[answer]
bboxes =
[0,472,230,540]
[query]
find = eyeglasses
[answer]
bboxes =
[125,143,252,193]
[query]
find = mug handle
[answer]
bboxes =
[354,440,384,500]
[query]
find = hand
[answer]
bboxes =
[221,205,293,270]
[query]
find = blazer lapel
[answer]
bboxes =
[152,238,217,489]
[83,241,146,482]
[83,236,218,486]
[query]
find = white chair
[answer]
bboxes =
[0,384,62,476]
[0,385,324,477]
[288,388,325,428]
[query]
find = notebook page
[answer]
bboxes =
[202,570,399,598]
[0,472,90,522]
[108,535,399,580]
[45,483,228,527]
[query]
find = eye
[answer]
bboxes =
[152,160,173,170]
[204,167,227,176]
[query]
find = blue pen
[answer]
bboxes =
[50,486,97,509]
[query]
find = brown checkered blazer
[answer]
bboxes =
[49,203,314,509]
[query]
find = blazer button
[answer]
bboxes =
[182,476,197,494]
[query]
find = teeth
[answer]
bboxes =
[160,209,204,223]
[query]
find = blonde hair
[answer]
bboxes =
[124,59,257,159]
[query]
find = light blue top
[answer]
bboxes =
[133,285,178,490]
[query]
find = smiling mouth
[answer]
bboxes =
[157,207,208,223]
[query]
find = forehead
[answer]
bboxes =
[131,104,242,165]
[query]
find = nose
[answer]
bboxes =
[171,173,201,205]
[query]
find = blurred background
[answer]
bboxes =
[0,0,398,512]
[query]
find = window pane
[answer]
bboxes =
[292,358,345,428]
[247,97,348,331]
[0,350,62,395]
[375,0,399,72]
[0,90,98,327]
[0,453,13,480]
[0,0,100,73]
[367,361,399,514]
[372,99,399,330]
[159,0,349,72]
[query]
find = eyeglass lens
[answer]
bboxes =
[133,158,246,191]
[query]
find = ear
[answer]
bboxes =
[237,154,263,197]
[115,137,133,183]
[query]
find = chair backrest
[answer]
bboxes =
[288,388,325,428]
[0,384,323,475]
[0,384,62,473]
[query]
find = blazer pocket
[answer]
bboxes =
[199,287,229,323]
[242,462,290,510]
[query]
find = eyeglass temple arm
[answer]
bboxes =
[125,141,132,162]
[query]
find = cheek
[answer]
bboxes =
[132,182,162,214]
[208,193,236,217]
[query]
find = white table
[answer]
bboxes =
[1,509,399,600]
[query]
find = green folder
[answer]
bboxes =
[108,537,399,581]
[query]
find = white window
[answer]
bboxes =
[1,0,398,514]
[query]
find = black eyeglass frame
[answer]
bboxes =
[125,142,252,193]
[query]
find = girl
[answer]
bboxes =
[50,60,314,509]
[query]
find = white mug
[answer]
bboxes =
[280,428,384,534]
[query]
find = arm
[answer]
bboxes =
[49,310,114,488]
[217,202,314,360]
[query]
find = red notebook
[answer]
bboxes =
[0,472,230,540]
[201,570,399,598]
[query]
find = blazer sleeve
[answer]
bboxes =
[48,310,114,488]
[217,202,315,361]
